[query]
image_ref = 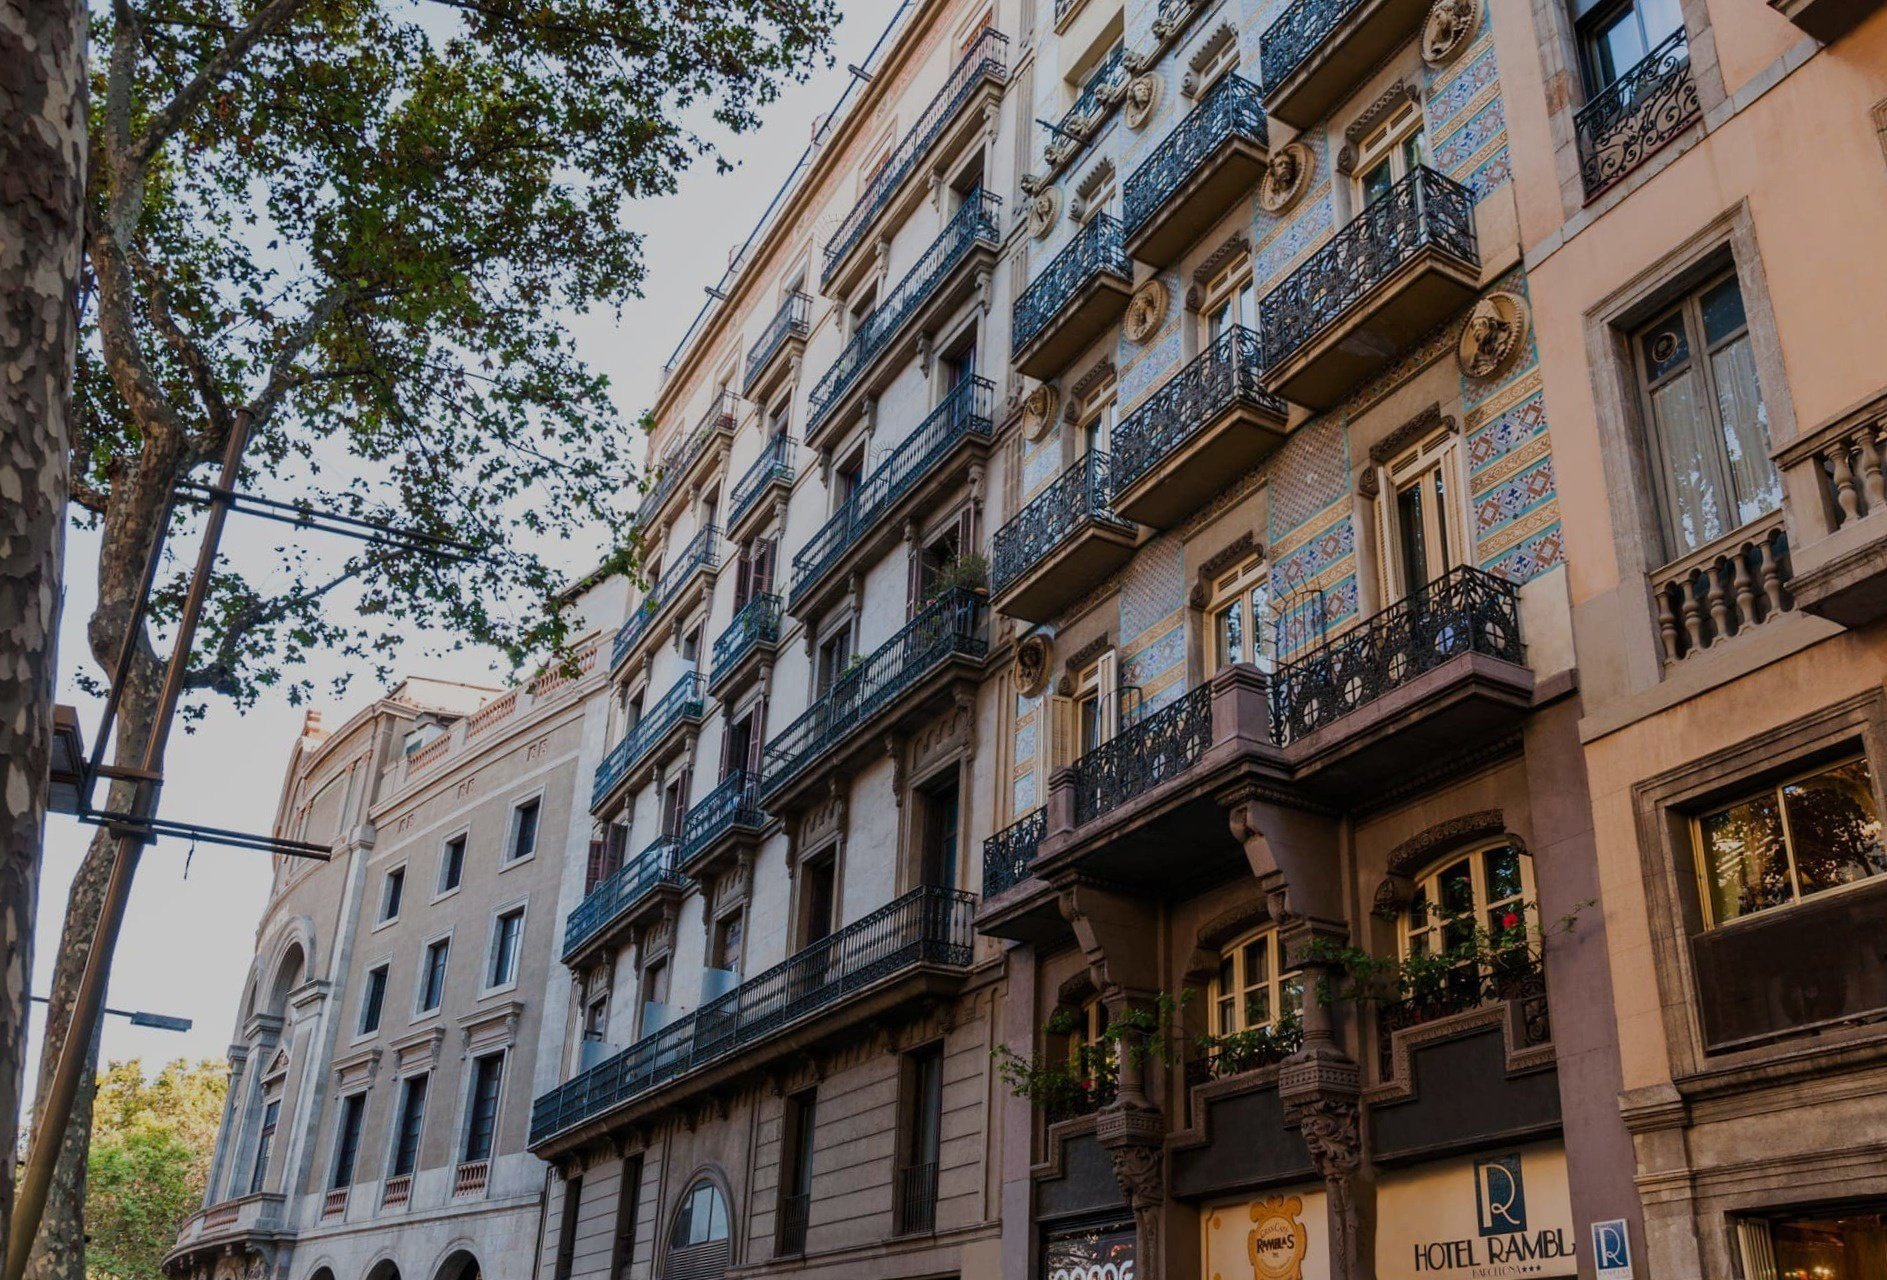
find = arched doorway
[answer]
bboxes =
[665,1178,732,1279]
[307,1270,337,1280]
[432,1251,481,1280]
[364,1262,401,1280]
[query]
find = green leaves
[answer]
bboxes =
[85,1059,229,1280]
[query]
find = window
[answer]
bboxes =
[1373,424,1465,600]
[1077,383,1114,457]
[1071,653,1120,757]
[418,938,450,1014]
[778,1092,816,1254]
[1354,100,1426,208]
[462,1052,504,1162]
[897,1047,944,1235]
[638,958,670,1036]
[919,775,961,892]
[1210,929,1302,1035]
[815,627,854,697]
[800,854,838,948]
[249,1099,280,1194]
[1401,844,1536,999]
[379,866,405,923]
[555,1175,584,1280]
[1633,271,1779,559]
[1065,996,1113,1090]
[711,912,744,974]
[1206,555,1276,676]
[660,776,688,837]
[1736,1205,1887,1280]
[1078,163,1117,225]
[488,908,524,988]
[359,964,389,1035]
[722,709,758,781]
[681,624,702,665]
[1200,256,1255,347]
[1193,30,1240,96]
[331,1092,367,1189]
[672,1179,731,1250]
[611,1155,644,1280]
[1694,756,1886,927]
[390,1073,428,1178]
[439,835,466,895]
[508,799,541,863]
[1577,0,1683,92]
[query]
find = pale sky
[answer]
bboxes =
[31,8,891,1086]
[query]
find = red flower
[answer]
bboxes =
[1500,912,1522,930]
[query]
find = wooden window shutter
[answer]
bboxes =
[753,538,776,597]
[585,837,606,894]
[1096,650,1120,740]
[1049,695,1077,771]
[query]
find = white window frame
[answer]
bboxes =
[483,899,529,995]
[1198,255,1256,350]
[503,792,545,868]
[435,829,470,901]
[354,959,392,1042]
[1371,424,1469,604]
[1399,842,1538,964]
[1352,100,1427,210]
[375,862,407,929]
[1208,927,1302,1035]
[414,930,453,1019]
[1205,554,1276,677]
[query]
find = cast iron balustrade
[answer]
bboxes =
[612,526,720,669]
[1574,27,1699,198]
[744,293,810,391]
[777,1194,810,1255]
[820,29,1008,288]
[1260,0,1366,100]
[1122,73,1269,243]
[530,885,976,1146]
[761,589,988,798]
[1013,215,1131,358]
[991,451,1130,596]
[1259,166,1478,374]
[1376,951,1549,1078]
[1269,565,1523,746]
[1073,684,1215,827]
[561,836,686,961]
[729,435,796,529]
[678,771,766,867]
[711,592,782,684]
[807,193,1002,439]
[895,1161,939,1236]
[789,376,994,608]
[638,393,738,526]
[589,672,706,809]
[1184,1019,1304,1087]
[1042,45,1126,170]
[1112,326,1283,495]
[982,808,1046,898]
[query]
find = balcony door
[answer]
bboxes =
[799,853,838,948]
[1576,0,1684,93]
[1200,256,1255,348]
[1354,101,1426,210]
[721,706,760,782]
[1373,424,1467,603]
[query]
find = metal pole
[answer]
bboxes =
[6,410,255,1280]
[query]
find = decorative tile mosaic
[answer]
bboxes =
[1466,393,1550,478]
[1254,185,1335,294]
[1119,534,1185,644]
[1267,417,1351,539]
[1024,439,1062,498]
[1123,618,1186,692]
[1014,719,1038,767]
[1484,522,1565,583]
[1433,98,1507,181]
[1273,511,1356,589]
[1014,772,1037,814]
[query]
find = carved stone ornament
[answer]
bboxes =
[1123,278,1170,344]
[1027,186,1061,240]
[1014,633,1053,697]
[1259,142,1315,215]
[1422,0,1481,66]
[1022,384,1060,440]
[1456,291,1530,380]
[1124,73,1163,130]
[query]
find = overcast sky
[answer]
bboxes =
[31,9,891,1086]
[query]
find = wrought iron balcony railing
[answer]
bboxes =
[991,450,1130,596]
[1184,1018,1303,1087]
[1270,565,1523,745]
[530,885,975,1146]
[1574,28,1699,198]
[1122,74,1268,241]
[678,771,766,866]
[729,435,796,530]
[561,836,685,961]
[1258,166,1477,372]
[1042,45,1126,171]
[762,589,987,798]
[894,1161,939,1236]
[1073,684,1215,827]
[807,192,1002,438]
[612,526,720,668]
[638,393,739,527]
[1112,326,1283,495]
[982,808,1045,898]
[744,292,810,391]
[821,28,1009,287]
[789,376,994,608]
[1259,0,1367,96]
[1376,950,1548,1077]
[1013,215,1131,357]
[590,672,705,809]
[777,1193,810,1256]
[711,592,782,684]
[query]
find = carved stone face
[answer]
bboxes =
[1455,292,1529,379]
[1422,0,1480,65]
[1259,143,1313,214]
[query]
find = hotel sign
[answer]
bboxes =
[1203,1185,1328,1280]
[1378,1143,1577,1279]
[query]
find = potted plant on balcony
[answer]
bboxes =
[925,552,989,604]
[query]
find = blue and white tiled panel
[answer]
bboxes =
[1422,15,1512,204]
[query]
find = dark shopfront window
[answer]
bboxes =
[1042,1220,1135,1280]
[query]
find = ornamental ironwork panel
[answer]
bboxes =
[761,589,988,797]
[1259,0,1366,94]
[1269,565,1523,746]
[1073,684,1214,827]
[678,770,766,866]
[637,393,738,526]
[589,671,705,809]
[1041,45,1127,172]
[790,376,994,606]
[982,808,1045,898]
[1375,953,1549,1078]
[530,886,975,1146]
[991,450,1131,595]
[612,526,720,668]
[807,191,1003,436]
[561,836,686,961]
[1259,166,1477,369]
[1112,326,1283,493]
[1574,28,1699,198]
[1183,1019,1304,1087]
[1122,74,1269,239]
[711,592,782,682]
[729,435,796,528]
[821,29,1009,286]
[1012,214,1131,356]
[743,292,809,391]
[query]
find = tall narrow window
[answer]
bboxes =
[1200,256,1255,347]
[1402,844,1537,1004]
[439,834,467,895]
[1374,425,1465,601]
[508,799,541,863]
[390,1073,429,1177]
[1207,556,1275,676]
[555,1175,583,1280]
[1211,929,1302,1036]
[1577,0,1684,92]
[711,912,744,975]
[418,938,450,1014]
[778,1091,816,1255]
[919,775,961,892]
[816,627,853,697]
[359,964,389,1035]
[488,908,524,988]
[330,1092,367,1189]
[248,1098,280,1194]
[800,856,838,947]
[380,866,405,922]
[897,1047,944,1235]
[462,1053,504,1163]
[1354,100,1426,208]
[611,1155,644,1280]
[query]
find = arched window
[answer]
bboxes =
[1400,843,1535,1002]
[1208,928,1301,1036]
[667,1179,732,1279]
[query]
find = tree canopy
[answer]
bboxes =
[84,1059,228,1280]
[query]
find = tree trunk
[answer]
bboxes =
[0,0,87,1262]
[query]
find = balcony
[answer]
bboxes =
[590,672,706,814]
[982,808,1046,900]
[1575,28,1700,200]
[805,192,1002,450]
[637,393,739,530]
[728,435,796,541]
[743,292,810,402]
[1039,45,1128,179]
[530,886,975,1153]
[1647,512,1793,664]
[676,771,768,881]
[821,28,1009,297]
[1376,953,1550,1080]
[991,451,1137,623]
[894,1160,939,1236]
[977,808,1065,944]
[1772,0,1887,39]
[1111,326,1288,527]
[611,526,720,673]
[1259,0,1434,131]
[1259,167,1479,411]
[561,835,687,966]
[761,589,987,808]
[708,592,783,696]
[162,1194,289,1276]
[1777,398,1887,628]
[788,375,994,618]
[1123,75,1269,268]
[1012,215,1133,379]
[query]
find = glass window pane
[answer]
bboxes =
[1484,846,1523,902]
[1362,160,1393,206]
[1708,334,1780,527]
[1783,759,1887,899]
[1699,791,1791,922]
[1397,481,1431,590]
[1242,939,1270,986]
[1216,600,1244,668]
[1250,583,1275,672]
[1650,371,1726,553]
[1438,860,1475,918]
[1640,310,1691,382]
[1699,276,1747,345]
[1217,996,1236,1034]
[1245,989,1271,1027]
[1216,954,1234,992]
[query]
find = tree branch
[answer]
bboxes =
[128,0,316,170]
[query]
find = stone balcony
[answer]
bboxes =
[1776,392,1887,629]
[1259,0,1433,131]
[743,292,810,404]
[1771,0,1887,38]
[990,450,1138,624]
[162,1194,290,1277]
[1011,215,1133,379]
[561,835,688,968]
[1122,73,1269,269]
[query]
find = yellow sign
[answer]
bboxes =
[1376,1142,1577,1279]
[1203,1185,1326,1280]
[1248,1196,1309,1280]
